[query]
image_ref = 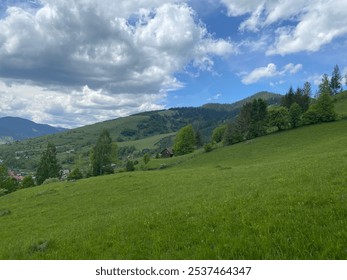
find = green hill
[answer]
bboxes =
[0,92,282,173]
[0,119,346,259]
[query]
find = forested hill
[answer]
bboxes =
[0,91,281,172]
[202,91,282,112]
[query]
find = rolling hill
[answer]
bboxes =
[0,119,346,259]
[0,91,282,173]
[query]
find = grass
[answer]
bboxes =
[0,120,346,259]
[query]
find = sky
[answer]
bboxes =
[0,0,347,128]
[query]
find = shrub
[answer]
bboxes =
[204,143,213,153]
[126,160,135,172]
[21,175,35,188]
[67,168,83,181]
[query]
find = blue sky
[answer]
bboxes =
[0,0,346,128]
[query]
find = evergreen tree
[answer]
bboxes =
[249,99,268,138]
[303,81,312,97]
[236,99,267,140]
[281,86,295,108]
[173,125,196,155]
[91,130,114,176]
[319,74,333,96]
[314,92,337,122]
[36,143,61,185]
[330,65,342,95]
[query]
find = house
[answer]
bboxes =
[161,148,173,158]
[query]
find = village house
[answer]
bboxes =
[161,148,173,158]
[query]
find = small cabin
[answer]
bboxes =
[161,148,173,158]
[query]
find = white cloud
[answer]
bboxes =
[0,0,235,127]
[0,81,166,128]
[241,63,302,85]
[207,93,222,101]
[221,0,347,55]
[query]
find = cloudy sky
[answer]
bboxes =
[0,0,346,128]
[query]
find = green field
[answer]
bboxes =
[0,120,346,259]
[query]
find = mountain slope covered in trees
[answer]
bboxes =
[0,91,281,172]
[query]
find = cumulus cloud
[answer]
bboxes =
[221,0,347,55]
[0,0,234,127]
[0,81,166,128]
[241,63,302,85]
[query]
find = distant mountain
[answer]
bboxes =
[202,91,282,112]
[0,117,67,142]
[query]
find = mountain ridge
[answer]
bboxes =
[0,116,67,142]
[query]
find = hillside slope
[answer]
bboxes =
[0,92,282,172]
[0,120,346,259]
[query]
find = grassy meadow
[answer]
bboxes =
[0,120,346,259]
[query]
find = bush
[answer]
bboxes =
[204,143,213,153]
[67,168,83,181]
[126,160,135,172]
[21,175,35,188]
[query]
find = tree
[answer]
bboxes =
[303,81,312,98]
[282,84,310,112]
[303,92,336,124]
[223,122,242,145]
[91,130,115,176]
[143,153,150,165]
[267,106,290,131]
[0,164,17,194]
[314,92,337,122]
[301,82,312,112]
[173,125,196,156]
[330,65,342,95]
[249,98,268,138]
[36,143,61,185]
[236,99,267,140]
[281,86,295,108]
[289,102,302,128]
[212,125,227,143]
[319,74,333,96]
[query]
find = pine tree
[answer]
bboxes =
[36,143,61,185]
[281,86,295,108]
[319,74,333,96]
[330,65,342,95]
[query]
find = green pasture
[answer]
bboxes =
[0,120,346,259]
